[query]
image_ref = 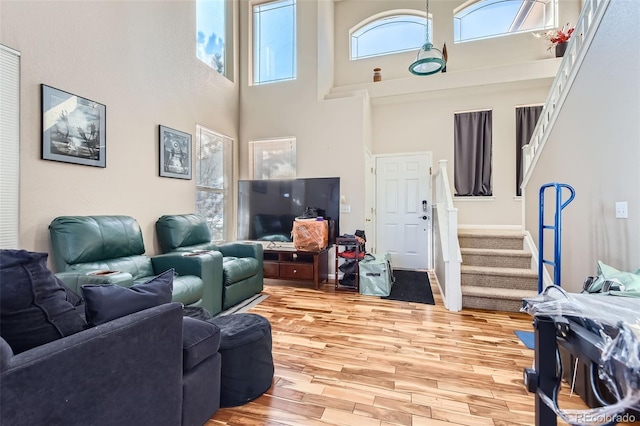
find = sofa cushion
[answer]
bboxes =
[82,269,174,326]
[164,275,204,306]
[0,250,87,354]
[68,255,155,281]
[222,257,261,286]
[182,317,221,371]
[49,216,147,272]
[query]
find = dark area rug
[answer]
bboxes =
[382,270,435,305]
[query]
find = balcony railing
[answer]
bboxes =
[521,0,611,188]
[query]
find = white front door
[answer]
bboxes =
[375,153,432,270]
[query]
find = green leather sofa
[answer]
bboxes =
[49,215,225,316]
[155,214,263,311]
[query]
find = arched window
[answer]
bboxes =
[350,12,431,60]
[454,0,555,43]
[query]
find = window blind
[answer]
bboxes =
[0,45,20,248]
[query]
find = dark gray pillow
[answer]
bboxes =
[81,269,174,326]
[0,249,87,354]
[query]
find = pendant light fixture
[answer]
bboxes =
[409,0,446,76]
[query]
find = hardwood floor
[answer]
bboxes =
[206,275,632,426]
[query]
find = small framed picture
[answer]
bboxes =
[41,84,106,168]
[159,125,192,179]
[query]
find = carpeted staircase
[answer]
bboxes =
[459,229,539,312]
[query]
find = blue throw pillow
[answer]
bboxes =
[0,249,87,354]
[81,269,174,326]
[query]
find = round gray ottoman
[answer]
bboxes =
[208,313,274,407]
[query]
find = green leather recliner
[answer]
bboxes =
[49,215,225,316]
[155,214,263,311]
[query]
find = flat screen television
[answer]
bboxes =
[237,177,340,243]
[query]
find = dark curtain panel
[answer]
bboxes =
[454,110,492,196]
[515,106,543,196]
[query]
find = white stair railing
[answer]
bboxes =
[521,0,610,188]
[433,160,462,312]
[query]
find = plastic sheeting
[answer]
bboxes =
[291,219,328,252]
[522,286,640,425]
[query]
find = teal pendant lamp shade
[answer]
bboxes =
[409,0,446,75]
[409,42,446,75]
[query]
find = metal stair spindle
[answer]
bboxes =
[538,183,575,293]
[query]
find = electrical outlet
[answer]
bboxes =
[615,201,628,219]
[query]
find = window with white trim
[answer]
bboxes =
[252,0,297,85]
[196,0,233,80]
[350,12,429,60]
[454,0,555,43]
[249,138,296,179]
[195,125,233,241]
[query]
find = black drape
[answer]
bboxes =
[454,110,492,196]
[515,106,543,196]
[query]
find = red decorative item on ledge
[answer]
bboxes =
[555,41,568,58]
[535,23,575,56]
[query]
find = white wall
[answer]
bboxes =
[333,0,582,86]
[373,82,552,226]
[239,0,368,235]
[240,0,581,233]
[524,0,640,292]
[1,1,239,260]
[2,0,595,265]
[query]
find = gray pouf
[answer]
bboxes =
[208,313,274,407]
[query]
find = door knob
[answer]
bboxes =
[419,215,428,220]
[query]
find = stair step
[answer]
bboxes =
[458,232,524,250]
[461,265,538,291]
[457,229,535,312]
[461,248,531,269]
[462,286,538,313]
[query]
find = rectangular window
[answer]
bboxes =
[197,0,233,80]
[0,45,20,248]
[454,110,492,196]
[249,138,296,179]
[252,0,297,85]
[195,125,233,241]
[515,105,543,196]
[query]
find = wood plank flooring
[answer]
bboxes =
[206,274,635,426]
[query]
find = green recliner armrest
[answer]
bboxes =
[151,252,224,316]
[217,242,263,260]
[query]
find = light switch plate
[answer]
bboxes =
[616,201,628,219]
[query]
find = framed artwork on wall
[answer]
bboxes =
[159,125,192,179]
[41,84,106,167]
